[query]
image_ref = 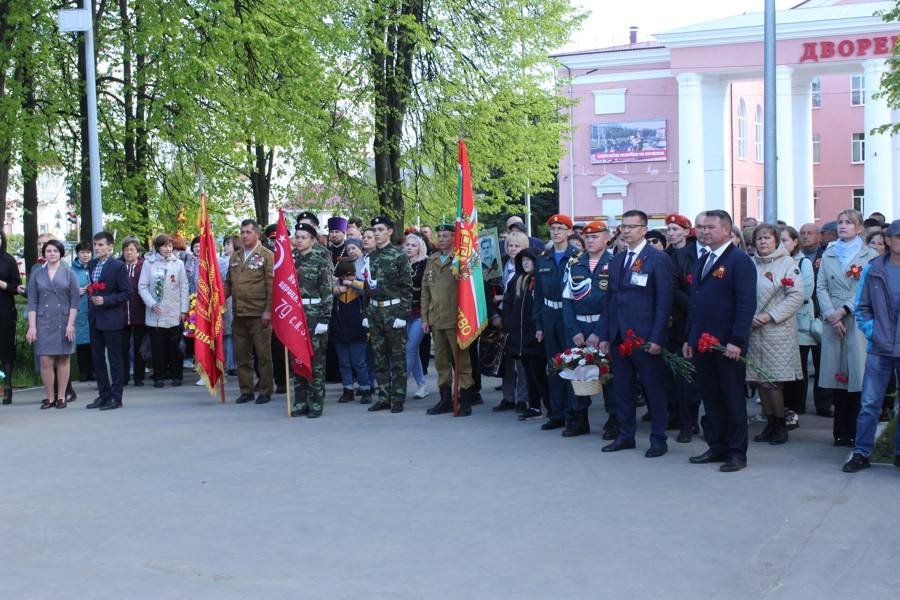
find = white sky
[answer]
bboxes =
[561,0,805,52]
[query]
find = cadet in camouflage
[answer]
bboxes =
[362,216,413,413]
[290,223,334,418]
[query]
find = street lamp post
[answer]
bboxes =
[59,8,102,236]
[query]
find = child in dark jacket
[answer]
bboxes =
[331,257,374,404]
[502,248,549,419]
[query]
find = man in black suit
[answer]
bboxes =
[683,210,756,472]
[86,232,132,410]
[598,210,674,457]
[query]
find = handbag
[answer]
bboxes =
[810,317,823,344]
[479,326,507,377]
[140,334,153,362]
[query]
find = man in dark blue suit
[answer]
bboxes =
[598,210,674,457]
[683,210,756,472]
[85,232,132,410]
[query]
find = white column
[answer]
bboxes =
[792,76,814,225]
[775,66,795,225]
[863,58,893,219]
[677,73,706,220]
[702,79,730,212]
[892,107,900,215]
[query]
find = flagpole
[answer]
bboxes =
[453,345,460,416]
[285,347,292,417]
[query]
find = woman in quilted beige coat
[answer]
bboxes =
[816,209,878,447]
[746,224,804,445]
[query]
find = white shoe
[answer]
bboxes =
[413,384,429,399]
[183,359,193,368]
[195,379,205,386]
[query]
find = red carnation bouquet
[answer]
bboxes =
[552,346,612,386]
[85,282,106,297]
[619,329,696,382]
[757,273,795,316]
[697,332,775,381]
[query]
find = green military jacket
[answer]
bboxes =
[294,247,333,324]
[421,252,458,330]
[364,242,412,314]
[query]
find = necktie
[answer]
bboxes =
[622,251,634,274]
[701,250,715,278]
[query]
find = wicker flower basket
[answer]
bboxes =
[570,379,602,396]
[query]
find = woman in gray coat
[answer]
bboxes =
[816,209,878,447]
[25,240,80,409]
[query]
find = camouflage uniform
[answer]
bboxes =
[363,242,413,407]
[292,247,334,415]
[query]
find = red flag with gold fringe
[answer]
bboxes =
[194,194,226,399]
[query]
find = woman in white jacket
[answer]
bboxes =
[138,234,189,388]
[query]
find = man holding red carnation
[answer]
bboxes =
[682,211,756,472]
[598,210,674,457]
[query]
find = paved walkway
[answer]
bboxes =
[1,369,897,599]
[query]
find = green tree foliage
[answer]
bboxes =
[2,0,583,251]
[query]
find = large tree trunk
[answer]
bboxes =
[369,0,422,234]
[22,66,38,273]
[0,2,19,229]
[248,141,272,225]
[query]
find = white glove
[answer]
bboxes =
[314,323,328,335]
[362,318,369,328]
[392,318,406,329]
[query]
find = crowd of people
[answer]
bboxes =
[1,206,899,474]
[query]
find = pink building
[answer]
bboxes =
[555,0,899,228]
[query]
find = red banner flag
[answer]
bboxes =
[194,194,227,398]
[272,208,314,380]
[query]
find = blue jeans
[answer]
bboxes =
[855,354,900,458]
[335,341,373,390]
[223,334,236,371]
[406,318,426,386]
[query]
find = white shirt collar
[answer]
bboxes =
[627,239,647,257]
[708,241,731,260]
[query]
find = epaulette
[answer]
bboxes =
[540,248,551,258]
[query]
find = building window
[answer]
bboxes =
[755,105,763,163]
[853,188,865,213]
[811,78,822,109]
[814,190,821,220]
[756,189,763,218]
[812,133,821,164]
[851,74,865,106]
[740,186,748,219]
[39,224,48,235]
[737,98,747,160]
[852,133,865,164]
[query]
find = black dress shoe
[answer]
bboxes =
[720,458,747,472]
[99,400,122,411]
[134,380,144,387]
[645,444,668,458]
[602,439,636,452]
[390,402,404,414]
[816,409,834,418]
[65,392,77,403]
[153,381,164,388]
[171,380,182,387]
[601,430,617,440]
[307,409,323,419]
[676,428,692,443]
[255,395,271,404]
[226,369,237,376]
[689,449,728,464]
[493,399,516,412]
[291,406,310,417]
[540,419,566,431]
[86,398,105,409]
[275,386,287,395]
[368,401,390,412]
[235,394,255,404]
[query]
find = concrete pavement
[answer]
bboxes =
[0,369,897,599]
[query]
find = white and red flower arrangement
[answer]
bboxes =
[552,346,612,384]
